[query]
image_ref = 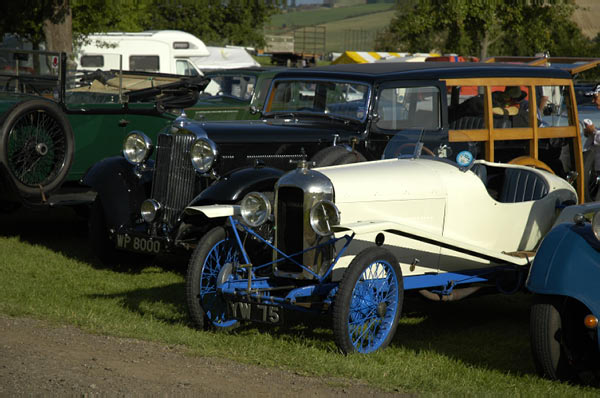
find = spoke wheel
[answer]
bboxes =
[186,226,243,330]
[0,100,74,199]
[333,247,403,354]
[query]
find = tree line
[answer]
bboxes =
[0,0,282,53]
[376,0,600,60]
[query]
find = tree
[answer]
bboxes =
[376,0,598,59]
[0,0,71,51]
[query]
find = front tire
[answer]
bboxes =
[530,295,599,384]
[332,247,403,354]
[186,226,242,330]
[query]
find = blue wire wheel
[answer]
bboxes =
[333,247,403,354]
[186,226,241,330]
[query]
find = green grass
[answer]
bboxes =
[0,207,598,395]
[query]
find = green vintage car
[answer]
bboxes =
[185,67,282,121]
[0,49,219,208]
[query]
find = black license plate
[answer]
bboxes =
[227,300,282,324]
[115,233,161,255]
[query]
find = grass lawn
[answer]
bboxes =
[0,206,597,395]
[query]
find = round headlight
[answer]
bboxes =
[123,132,153,165]
[190,138,217,173]
[140,199,161,223]
[309,200,340,236]
[593,211,600,241]
[241,192,272,227]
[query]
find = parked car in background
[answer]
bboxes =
[185,67,282,121]
[0,49,206,210]
[82,62,585,269]
[527,203,600,385]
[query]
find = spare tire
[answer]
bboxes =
[310,146,366,167]
[0,99,74,199]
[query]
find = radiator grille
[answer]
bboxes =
[151,133,197,227]
[276,186,304,273]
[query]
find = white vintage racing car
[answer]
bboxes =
[184,138,580,354]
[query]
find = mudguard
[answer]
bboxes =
[526,222,600,322]
[82,156,153,228]
[188,166,284,206]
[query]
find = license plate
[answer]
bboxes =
[227,300,282,324]
[115,233,161,254]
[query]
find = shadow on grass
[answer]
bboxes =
[0,206,188,275]
[391,291,535,376]
[88,282,189,324]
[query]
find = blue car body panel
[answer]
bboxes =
[526,222,600,344]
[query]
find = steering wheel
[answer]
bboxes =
[508,156,555,174]
[393,142,436,157]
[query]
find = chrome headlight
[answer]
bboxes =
[123,132,153,165]
[140,199,161,223]
[593,211,600,241]
[241,192,272,227]
[309,200,340,236]
[190,138,217,173]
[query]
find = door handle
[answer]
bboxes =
[119,119,130,127]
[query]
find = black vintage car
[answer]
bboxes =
[83,62,584,266]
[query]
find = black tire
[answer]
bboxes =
[332,247,403,354]
[530,295,600,385]
[310,146,366,167]
[88,197,152,268]
[530,295,573,381]
[0,99,74,199]
[186,226,241,331]
[583,150,599,202]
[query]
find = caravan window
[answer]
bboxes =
[130,56,159,72]
[81,55,104,68]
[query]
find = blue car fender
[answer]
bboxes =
[527,222,600,323]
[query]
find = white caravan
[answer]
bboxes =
[75,30,209,76]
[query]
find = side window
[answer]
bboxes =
[539,85,575,178]
[80,55,103,68]
[538,85,571,127]
[376,86,440,130]
[447,86,485,129]
[129,55,159,72]
[490,86,531,128]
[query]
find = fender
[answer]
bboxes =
[82,156,153,228]
[526,222,600,320]
[189,166,284,206]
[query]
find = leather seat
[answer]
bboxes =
[449,116,484,130]
[499,168,549,203]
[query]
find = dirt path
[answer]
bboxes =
[0,315,404,397]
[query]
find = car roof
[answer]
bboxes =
[272,62,572,82]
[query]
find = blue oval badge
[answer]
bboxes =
[456,150,474,167]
